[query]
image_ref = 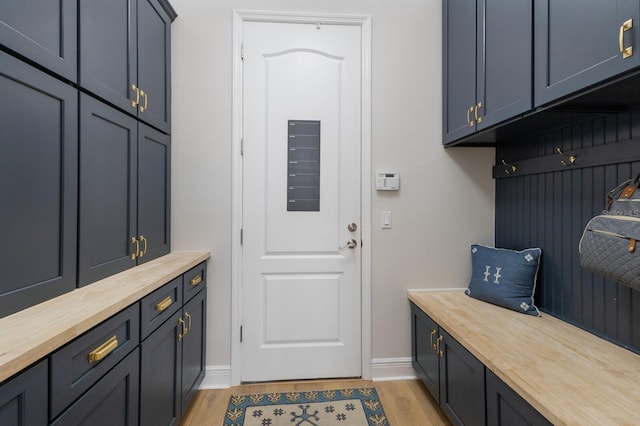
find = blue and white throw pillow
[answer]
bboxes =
[465,244,542,316]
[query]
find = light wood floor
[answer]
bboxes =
[181,379,450,425]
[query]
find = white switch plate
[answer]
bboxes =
[381,211,392,229]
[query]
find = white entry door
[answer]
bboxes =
[241,20,362,382]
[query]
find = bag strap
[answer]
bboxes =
[606,174,640,210]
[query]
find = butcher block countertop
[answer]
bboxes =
[0,251,211,383]
[408,290,640,426]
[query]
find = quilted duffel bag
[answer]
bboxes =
[579,214,640,291]
[579,173,640,290]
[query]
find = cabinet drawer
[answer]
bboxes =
[50,303,140,418]
[183,262,207,302]
[140,276,182,340]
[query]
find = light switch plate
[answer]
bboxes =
[381,211,392,229]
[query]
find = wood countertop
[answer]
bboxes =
[408,290,640,426]
[0,251,211,383]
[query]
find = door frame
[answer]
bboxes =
[231,10,372,385]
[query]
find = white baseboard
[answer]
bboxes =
[371,357,417,382]
[199,365,232,389]
[199,359,418,387]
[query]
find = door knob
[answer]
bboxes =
[339,239,358,250]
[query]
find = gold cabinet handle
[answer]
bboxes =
[131,84,140,108]
[620,19,633,59]
[88,336,118,363]
[178,318,186,341]
[184,312,192,335]
[190,275,202,286]
[468,106,475,127]
[131,236,139,260]
[140,235,147,257]
[155,296,173,312]
[139,90,148,112]
[475,102,482,124]
[437,335,444,358]
[430,329,437,351]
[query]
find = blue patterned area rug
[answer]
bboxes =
[223,387,390,426]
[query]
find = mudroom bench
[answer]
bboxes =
[0,251,210,425]
[408,290,640,426]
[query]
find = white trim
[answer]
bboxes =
[199,365,232,389]
[371,357,417,382]
[231,10,373,385]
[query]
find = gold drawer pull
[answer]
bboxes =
[156,296,173,312]
[190,275,202,286]
[88,336,118,363]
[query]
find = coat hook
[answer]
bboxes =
[556,147,576,166]
[501,160,517,175]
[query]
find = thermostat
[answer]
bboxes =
[375,173,399,190]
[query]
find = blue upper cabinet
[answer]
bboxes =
[534,0,640,107]
[443,0,532,145]
[80,0,175,134]
[0,0,77,82]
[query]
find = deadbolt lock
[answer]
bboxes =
[347,223,357,232]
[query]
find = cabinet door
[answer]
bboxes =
[51,348,140,426]
[534,0,640,106]
[137,0,172,133]
[78,94,138,286]
[0,51,77,317]
[410,303,440,403]
[0,0,77,81]
[439,329,485,426]
[477,0,532,129]
[140,310,182,426]
[137,124,170,263]
[0,359,48,426]
[443,0,477,144]
[486,370,552,426]
[79,0,138,114]
[181,288,207,415]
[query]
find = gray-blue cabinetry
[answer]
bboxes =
[411,303,440,402]
[0,0,77,81]
[0,50,78,318]
[0,359,48,426]
[439,328,485,426]
[181,287,207,414]
[78,95,170,286]
[51,348,140,426]
[50,304,140,419]
[534,0,640,107]
[140,263,207,426]
[411,303,485,426]
[486,370,551,426]
[443,0,532,145]
[80,0,174,134]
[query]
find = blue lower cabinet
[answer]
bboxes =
[50,304,140,418]
[181,287,207,413]
[486,370,551,426]
[438,329,485,426]
[139,268,207,426]
[410,303,485,426]
[51,348,140,426]
[0,359,48,426]
[140,310,183,426]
